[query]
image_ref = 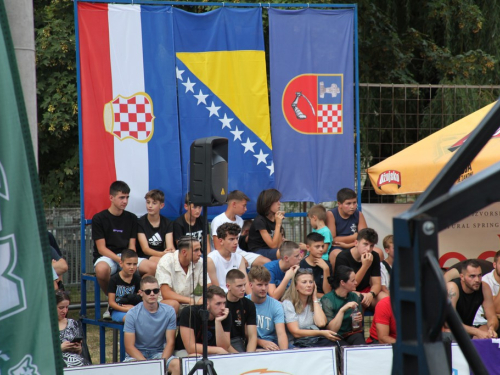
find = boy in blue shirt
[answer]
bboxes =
[247,266,288,351]
[308,204,333,261]
[264,241,302,300]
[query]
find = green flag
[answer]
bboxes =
[0,0,63,373]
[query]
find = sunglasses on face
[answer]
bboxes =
[297,268,313,274]
[143,288,160,295]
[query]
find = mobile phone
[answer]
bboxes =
[70,336,82,343]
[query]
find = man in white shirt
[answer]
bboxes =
[380,235,393,295]
[473,250,500,336]
[208,222,251,295]
[211,190,270,267]
[155,236,209,314]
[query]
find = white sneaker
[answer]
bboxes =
[103,307,111,320]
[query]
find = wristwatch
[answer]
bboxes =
[370,291,376,299]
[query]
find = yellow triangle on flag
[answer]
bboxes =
[177,50,272,150]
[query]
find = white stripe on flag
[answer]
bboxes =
[109,5,148,216]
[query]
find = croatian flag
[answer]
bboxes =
[78,4,182,219]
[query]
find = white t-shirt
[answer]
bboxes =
[473,270,500,326]
[211,213,244,238]
[207,250,242,292]
[380,262,391,288]
[211,212,260,265]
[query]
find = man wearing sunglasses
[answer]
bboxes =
[124,276,180,375]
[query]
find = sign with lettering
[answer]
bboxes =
[363,203,500,266]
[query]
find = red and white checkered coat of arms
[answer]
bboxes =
[103,93,155,142]
[282,74,343,134]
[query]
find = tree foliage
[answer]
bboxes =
[35,0,79,206]
[34,0,500,205]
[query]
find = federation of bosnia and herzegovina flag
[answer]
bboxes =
[78,4,182,219]
[173,7,274,216]
[269,9,355,203]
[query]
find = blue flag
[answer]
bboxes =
[269,9,355,203]
[173,7,274,216]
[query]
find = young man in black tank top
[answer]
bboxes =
[446,259,498,339]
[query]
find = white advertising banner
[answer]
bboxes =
[451,343,469,374]
[182,347,337,375]
[363,202,500,267]
[342,343,468,374]
[342,345,393,374]
[63,359,164,374]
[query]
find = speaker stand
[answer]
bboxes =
[188,206,217,375]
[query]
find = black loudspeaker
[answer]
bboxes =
[190,137,228,206]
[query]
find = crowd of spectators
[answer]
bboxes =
[56,181,500,370]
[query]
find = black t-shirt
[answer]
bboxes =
[92,209,138,262]
[335,249,381,291]
[173,215,204,246]
[238,234,249,251]
[299,258,332,294]
[226,298,257,340]
[136,214,173,258]
[452,278,484,326]
[247,215,285,252]
[107,272,141,312]
[175,305,232,350]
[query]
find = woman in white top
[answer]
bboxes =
[282,268,339,347]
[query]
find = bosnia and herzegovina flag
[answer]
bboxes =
[269,9,355,203]
[173,7,274,215]
[78,4,182,219]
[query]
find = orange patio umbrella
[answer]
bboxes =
[367,102,500,195]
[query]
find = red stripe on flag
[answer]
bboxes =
[78,3,115,219]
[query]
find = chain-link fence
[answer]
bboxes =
[359,83,500,203]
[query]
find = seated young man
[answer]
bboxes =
[226,269,257,353]
[366,296,397,344]
[473,250,500,336]
[208,223,250,294]
[446,259,498,339]
[308,204,333,261]
[299,233,332,298]
[50,243,68,289]
[108,249,141,322]
[264,241,302,300]
[156,236,208,314]
[246,266,288,351]
[335,228,386,309]
[123,276,180,375]
[175,285,232,355]
[137,189,175,264]
[327,188,384,267]
[173,193,210,253]
[211,190,270,267]
[380,234,394,295]
[92,181,156,318]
